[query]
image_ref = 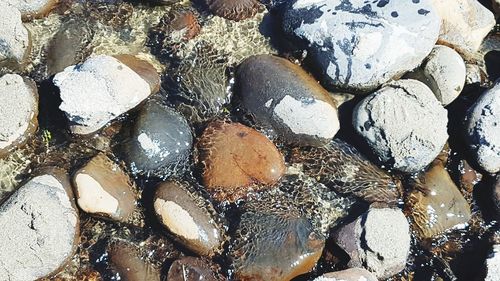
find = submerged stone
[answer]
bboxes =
[167,257,223,281]
[108,239,161,281]
[205,0,262,21]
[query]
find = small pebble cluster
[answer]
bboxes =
[0,0,499,281]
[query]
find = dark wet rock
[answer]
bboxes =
[236,54,339,147]
[46,18,94,75]
[334,207,411,279]
[405,158,471,239]
[0,2,31,66]
[493,175,500,215]
[154,181,225,256]
[167,257,223,281]
[108,239,161,281]
[494,0,500,16]
[5,0,58,19]
[196,120,285,202]
[464,81,500,174]
[230,191,325,281]
[205,0,262,21]
[353,79,448,173]
[457,158,483,194]
[290,139,400,204]
[124,99,193,178]
[72,153,138,223]
[53,55,156,135]
[0,74,38,158]
[0,169,79,281]
[282,0,440,92]
[314,268,377,281]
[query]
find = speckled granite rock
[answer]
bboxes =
[0,2,31,66]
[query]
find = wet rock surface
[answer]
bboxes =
[205,0,262,21]
[236,54,339,146]
[0,2,31,66]
[108,239,161,281]
[0,169,79,281]
[167,257,222,281]
[465,81,500,174]
[153,181,225,256]
[282,0,440,91]
[197,120,285,202]
[353,79,448,173]
[0,74,39,157]
[334,207,411,279]
[314,268,378,281]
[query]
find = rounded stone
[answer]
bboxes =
[124,99,193,178]
[0,74,38,158]
[0,2,31,66]
[167,257,222,281]
[335,208,410,279]
[353,79,448,173]
[0,169,79,281]
[282,0,440,91]
[465,81,500,174]
[72,153,137,223]
[314,268,378,281]
[4,0,58,18]
[197,120,286,202]
[108,240,161,281]
[154,181,225,256]
[236,54,340,146]
[205,0,261,21]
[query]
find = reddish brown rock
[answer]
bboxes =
[197,120,286,202]
[167,257,223,281]
[205,0,262,21]
[166,9,201,41]
[114,54,161,94]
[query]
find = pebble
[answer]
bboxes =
[406,45,466,106]
[0,2,31,66]
[236,55,340,146]
[353,79,448,173]
[197,120,285,202]
[153,181,225,256]
[290,139,400,204]
[464,81,500,174]
[205,0,261,21]
[314,268,378,281]
[72,153,137,223]
[0,74,38,158]
[53,55,158,135]
[108,240,161,281]
[124,99,193,178]
[431,0,495,56]
[0,169,79,281]
[282,0,440,92]
[334,207,411,279]
[167,257,222,281]
[405,158,471,238]
[4,0,57,18]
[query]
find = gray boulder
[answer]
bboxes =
[0,2,31,66]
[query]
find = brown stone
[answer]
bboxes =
[205,0,262,21]
[114,54,161,94]
[108,240,161,281]
[167,9,201,41]
[167,257,223,281]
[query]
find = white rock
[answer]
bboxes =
[486,244,500,281]
[314,268,377,281]
[4,0,57,17]
[283,0,440,91]
[431,0,495,55]
[0,74,38,156]
[0,2,31,65]
[334,208,411,279]
[0,171,78,281]
[465,81,500,173]
[53,55,152,135]
[353,79,448,173]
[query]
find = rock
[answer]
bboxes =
[167,257,222,281]
[486,244,500,281]
[353,79,448,173]
[406,45,466,106]
[290,139,400,204]
[123,99,192,178]
[230,192,325,281]
[0,74,38,158]
[334,207,411,279]
[465,63,484,85]
[493,175,500,215]
[236,55,340,146]
[465,81,500,173]
[153,181,225,256]
[431,0,495,56]
[405,158,471,238]
[196,120,286,202]
[113,54,161,94]
[108,240,161,281]
[457,158,482,194]
[72,153,137,223]
[205,0,262,21]
[0,2,31,66]
[314,268,378,281]
[494,0,500,16]
[282,0,440,92]
[4,0,58,18]
[0,169,79,281]
[53,55,158,135]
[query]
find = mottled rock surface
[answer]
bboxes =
[283,0,440,91]
[0,2,31,65]
[314,268,378,281]
[353,79,448,173]
[4,0,58,18]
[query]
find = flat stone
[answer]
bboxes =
[4,0,58,18]
[314,268,378,281]
[0,74,38,158]
[0,2,31,65]
[353,79,448,173]
[282,0,440,91]
[0,169,79,281]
